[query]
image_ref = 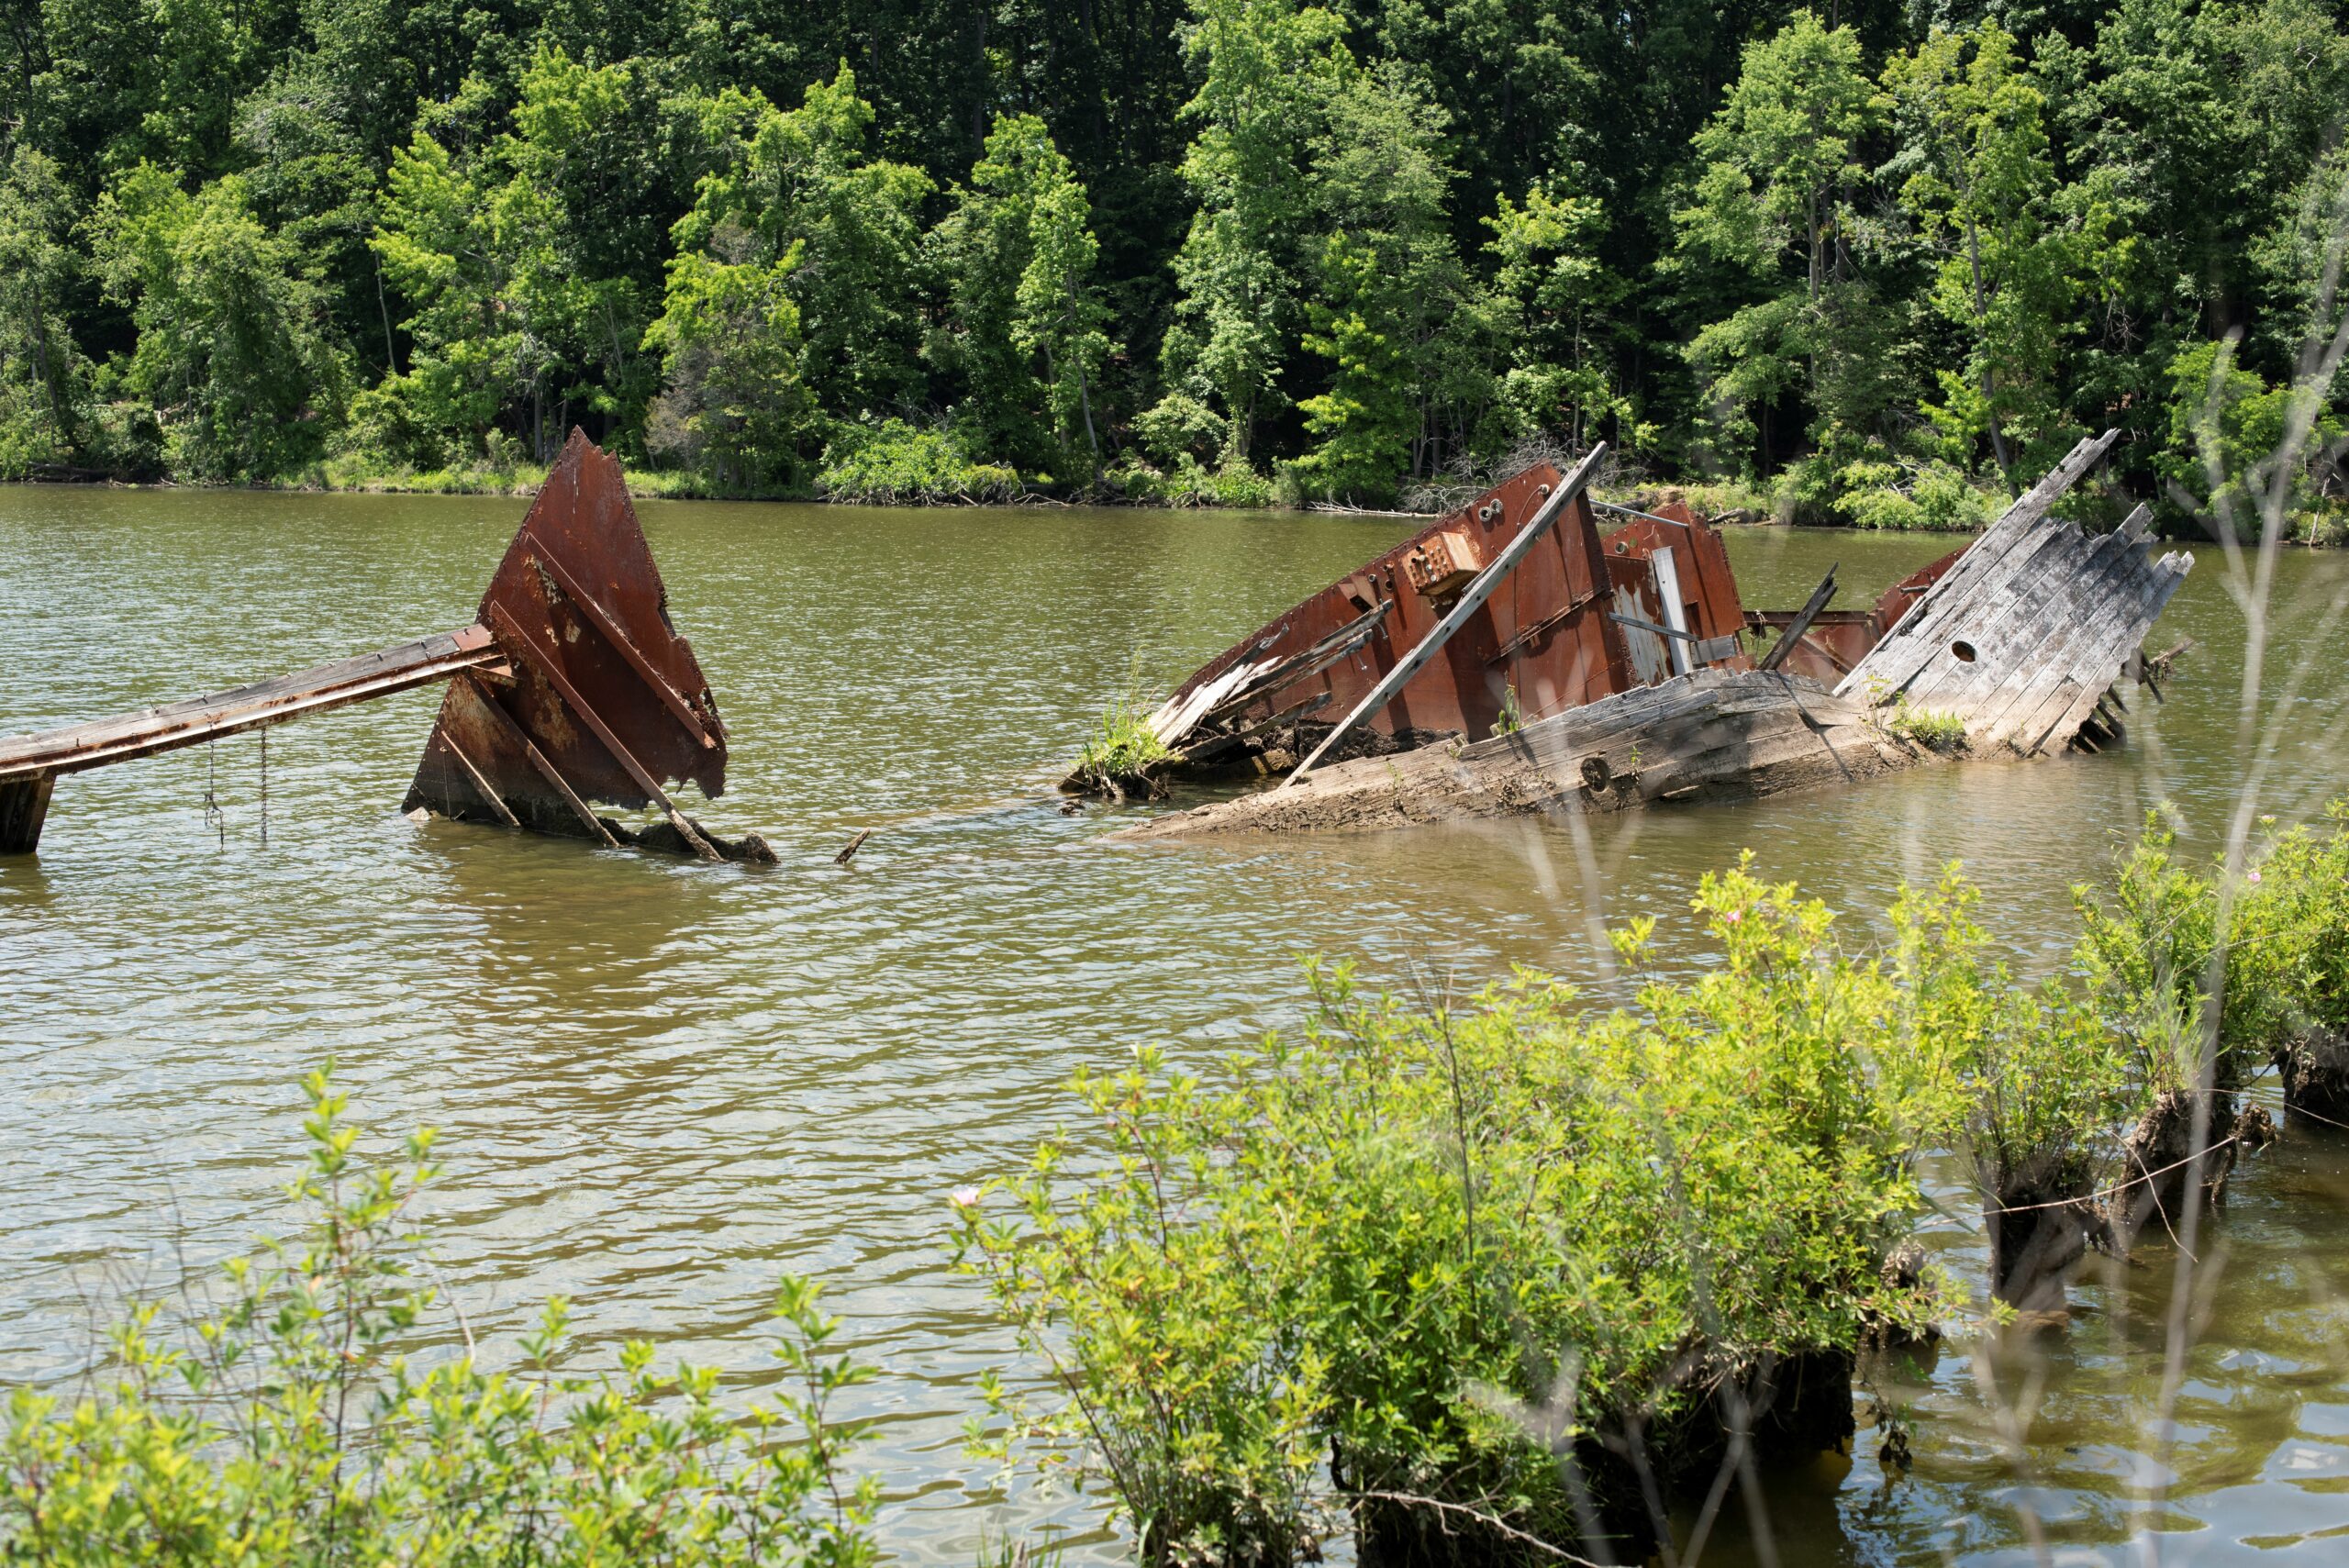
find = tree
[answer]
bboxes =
[88,164,345,480]
[1673,11,1880,471]
[669,65,934,427]
[1486,172,1622,452]
[1154,0,1352,465]
[0,147,92,473]
[1885,26,2100,474]
[1292,65,1480,500]
[642,228,815,491]
[931,112,1119,481]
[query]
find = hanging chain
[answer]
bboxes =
[201,740,225,849]
[259,728,268,849]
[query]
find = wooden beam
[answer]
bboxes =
[0,773,54,854]
[1284,444,1606,786]
[1758,566,1838,673]
[486,603,721,862]
[457,673,620,848]
[0,626,502,784]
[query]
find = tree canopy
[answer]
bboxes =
[0,0,2342,522]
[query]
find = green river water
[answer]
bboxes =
[4,486,2349,1565]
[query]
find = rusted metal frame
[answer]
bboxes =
[1178,691,1334,763]
[485,602,722,862]
[457,673,621,847]
[1202,601,1394,727]
[1758,566,1839,673]
[1488,589,1599,665]
[1286,444,1606,786]
[518,529,718,751]
[436,730,521,827]
[1592,499,1691,530]
[0,628,503,784]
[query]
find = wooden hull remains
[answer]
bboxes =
[1114,429,2192,840]
[0,432,770,862]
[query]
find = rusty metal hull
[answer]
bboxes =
[1138,471,1757,777]
[1,428,758,861]
[403,430,742,856]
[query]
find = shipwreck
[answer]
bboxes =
[1108,429,2193,840]
[0,431,771,862]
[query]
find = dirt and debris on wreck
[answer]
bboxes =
[1085,428,2192,840]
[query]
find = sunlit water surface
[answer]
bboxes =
[4,486,2348,1565]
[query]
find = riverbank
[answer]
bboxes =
[23,464,2346,548]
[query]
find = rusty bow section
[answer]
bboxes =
[402,430,750,861]
[0,428,763,861]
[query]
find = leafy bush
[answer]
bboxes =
[956,857,1965,1565]
[817,418,1020,505]
[2156,339,2346,541]
[1108,454,1275,509]
[0,1067,880,1568]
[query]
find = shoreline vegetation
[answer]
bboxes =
[8,809,2349,1564]
[1,1,2343,544]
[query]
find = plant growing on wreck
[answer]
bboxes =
[954,857,1962,1564]
[1885,696,1968,751]
[1069,684,1174,797]
[0,1066,880,1568]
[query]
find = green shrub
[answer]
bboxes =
[955,857,1965,1565]
[0,1067,880,1568]
[1108,454,1275,509]
[817,418,1020,505]
[1884,697,1968,750]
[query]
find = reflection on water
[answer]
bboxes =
[3,485,2348,1562]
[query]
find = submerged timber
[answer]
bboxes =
[1112,429,2192,841]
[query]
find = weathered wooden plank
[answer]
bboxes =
[0,773,54,854]
[1966,529,2171,748]
[1757,567,1838,673]
[2012,555,2190,754]
[1920,509,2153,718]
[0,626,501,784]
[1835,428,2120,699]
[1902,524,2099,713]
[1976,552,2161,751]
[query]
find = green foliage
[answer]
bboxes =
[932,114,1119,484]
[0,0,2341,516]
[1070,686,1174,791]
[957,856,1965,1562]
[0,1066,881,1568]
[89,165,347,481]
[816,418,1019,505]
[0,149,94,475]
[1884,696,1969,749]
[2157,336,2347,541]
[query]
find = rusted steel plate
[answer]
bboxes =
[403,429,729,836]
[1153,467,1635,752]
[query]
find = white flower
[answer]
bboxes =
[950,1186,982,1210]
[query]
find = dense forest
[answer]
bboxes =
[0,0,2343,526]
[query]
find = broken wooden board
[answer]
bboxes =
[1117,669,1927,840]
[1832,432,2194,754]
